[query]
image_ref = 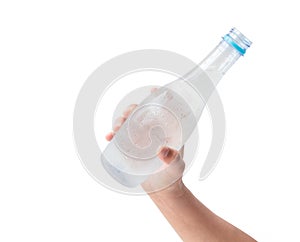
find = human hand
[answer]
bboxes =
[105,90,185,195]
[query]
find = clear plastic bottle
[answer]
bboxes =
[102,28,252,187]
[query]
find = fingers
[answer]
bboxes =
[157,146,180,165]
[105,104,137,141]
[122,104,137,119]
[150,87,158,93]
[105,132,114,141]
[113,116,126,132]
[105,87,158,142]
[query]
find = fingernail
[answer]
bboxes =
[161,147,170,158]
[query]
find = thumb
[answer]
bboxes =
[157,147,180,164]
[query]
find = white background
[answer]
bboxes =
[1,0,300,241]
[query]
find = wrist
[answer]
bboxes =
[147,179,187,199]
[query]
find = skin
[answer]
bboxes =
[105,91,256,242]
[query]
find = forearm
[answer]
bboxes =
[148,181,256,242]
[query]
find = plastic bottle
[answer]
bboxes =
[102,28,252,187]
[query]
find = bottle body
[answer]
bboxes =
[102,28,252,188]
[102,83,200,187]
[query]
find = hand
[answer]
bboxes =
[105,90,186,195]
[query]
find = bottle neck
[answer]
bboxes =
[178,28,251,101]
[198,28,252,85]
[199,40,242,85]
